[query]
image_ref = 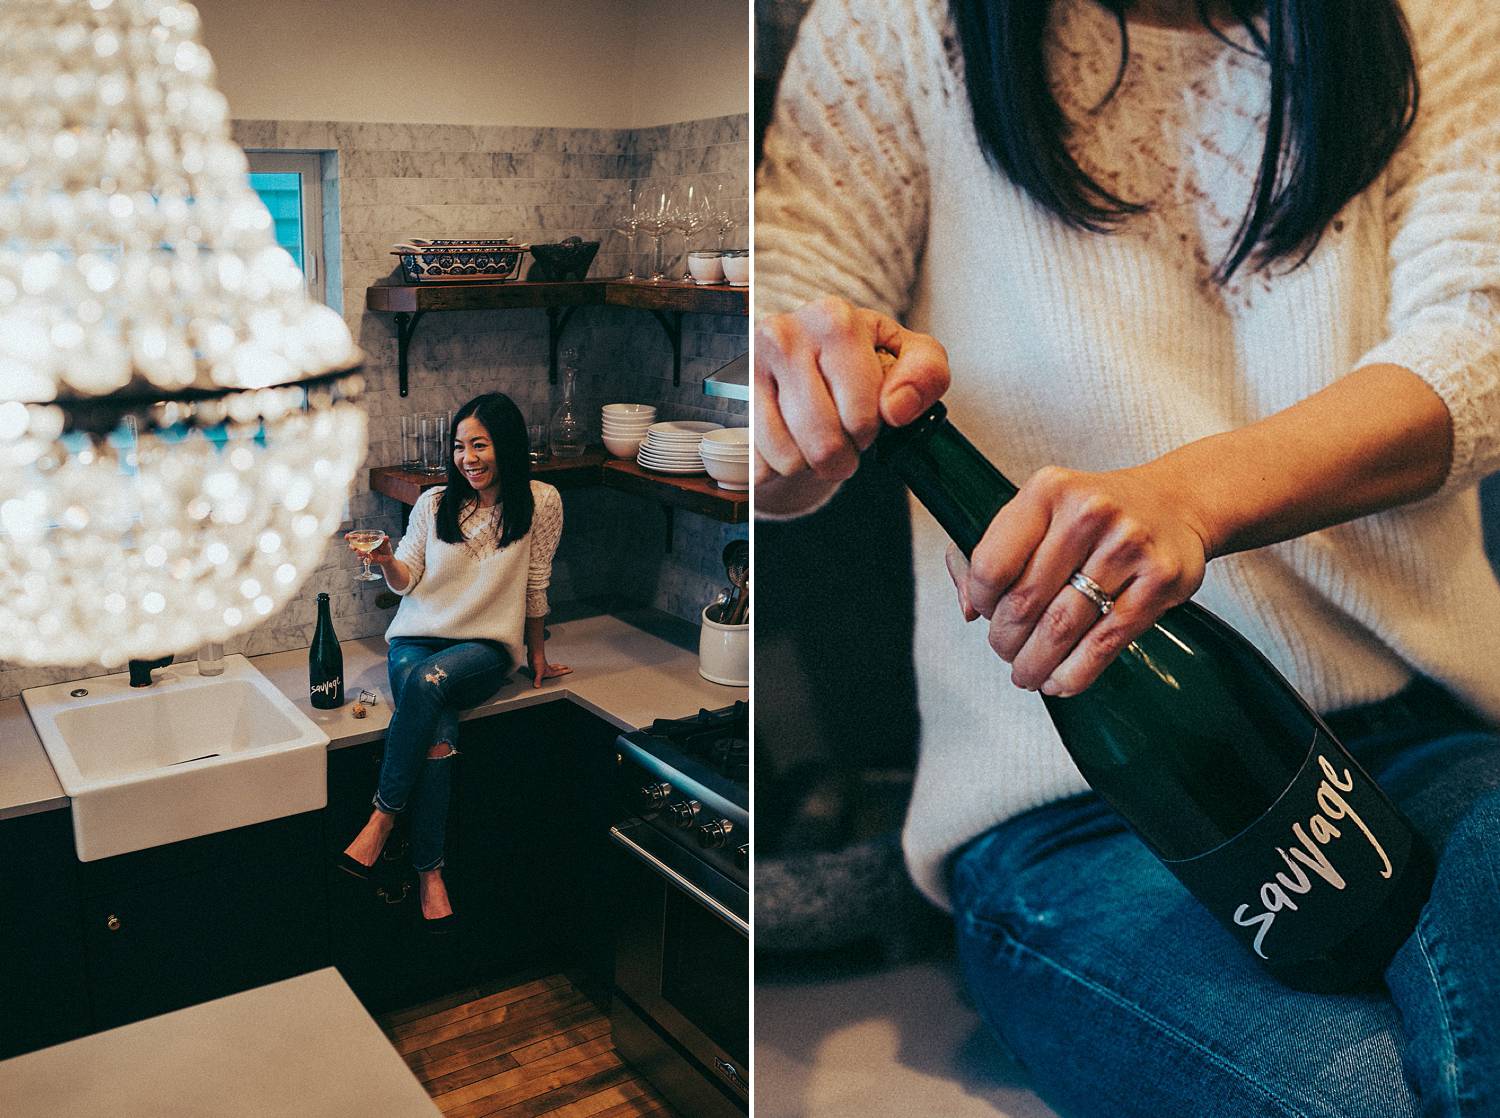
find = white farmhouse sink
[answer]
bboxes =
[23,655,329,861]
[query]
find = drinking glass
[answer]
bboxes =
[400,415,421,469]
[345,529,388,581]
[527,423,548,464]
[638,187,673,282]
[611,192,641,280]
[712,178,739,251]
[671,180,710,281]
[420,413,450,475]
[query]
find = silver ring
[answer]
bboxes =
[1068,571,1114,615]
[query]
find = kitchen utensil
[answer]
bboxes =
[721,539,748,624]
[722,248,748,286]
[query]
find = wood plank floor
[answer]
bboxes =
[380,972,679,1118]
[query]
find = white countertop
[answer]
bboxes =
[0,968,441,1117]
[0,609,747,822]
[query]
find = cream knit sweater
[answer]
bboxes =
[756,0,1500,907]
[385,481,563,669]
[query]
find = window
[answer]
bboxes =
[245,151,327,305]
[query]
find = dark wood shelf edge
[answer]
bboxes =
[369,452,747,525]
[364,279,747,317]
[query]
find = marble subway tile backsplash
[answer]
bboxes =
[0,113,748,702]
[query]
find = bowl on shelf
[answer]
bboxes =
[722,249,749,287]
[603,434,646,458]
[392,239,529,283]
[700,427,749,451]
[688,251,725,285]
[527,237,601,282]
[602,403,657,419]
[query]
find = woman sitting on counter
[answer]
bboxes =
[338,391,571,932]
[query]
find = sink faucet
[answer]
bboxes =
[128,654,174,688]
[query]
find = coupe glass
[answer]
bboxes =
[638,187,674,282]
[345,529,388,582]
[610,192,641,280]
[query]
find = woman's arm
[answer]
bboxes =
[754,0,945,516]
[947,362,1453,701]
[523,487,571,689]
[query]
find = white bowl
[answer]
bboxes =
[701,452,750,489]
[603,435,645,458]
[603,421,655,435]
[701,427,749,448]
[603,403,657,418]
[722,252,749,287]
[699,604,747,686]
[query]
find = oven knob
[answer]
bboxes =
[697,818,734,848]
[736,843,750,870]
[638,781,672,810]
[666,799,700,828]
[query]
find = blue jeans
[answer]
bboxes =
[952,678,1500,1118]
[378,637,511,871]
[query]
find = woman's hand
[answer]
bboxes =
[528,650,573,689]
[946,462,1213,698]
[754,296,950,508]
[351,535,395,567]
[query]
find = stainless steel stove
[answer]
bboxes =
[610,701,748,1117]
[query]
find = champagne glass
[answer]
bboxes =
[345,529,387,582]
[671,180,710,281]
[638,187,673,282]
[610,190,641,280]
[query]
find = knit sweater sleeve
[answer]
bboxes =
[387,487,437,596]
[525,483,562,618]
[1357,0,1500,491]
[754,0,938,321]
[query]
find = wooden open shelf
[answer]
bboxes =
[366,278,749,394]
[370,447,748,525]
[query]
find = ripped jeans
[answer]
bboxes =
[951,677,1500,1117]
[378,637,512,871]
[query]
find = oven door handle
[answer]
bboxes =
[609,825,750,936]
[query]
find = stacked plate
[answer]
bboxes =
[637,421,724,475]
[698,427,750,490]
[602,404,657,458]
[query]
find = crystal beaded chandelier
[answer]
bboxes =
[0,0,367,668]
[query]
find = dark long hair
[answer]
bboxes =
[950,0,1418,280]
[434,392,534,548]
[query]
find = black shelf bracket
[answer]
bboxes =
[393,311,426,397]
[547,306,582,385]
[648,310,685,386]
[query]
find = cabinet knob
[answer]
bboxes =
[106,914,122,932]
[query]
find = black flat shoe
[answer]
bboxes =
[422,912,459,936]
[336,852,375,880]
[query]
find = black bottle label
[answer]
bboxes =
[1162,730,1413,967]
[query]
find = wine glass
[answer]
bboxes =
[637,187,673,282]
[671,180,710,281]
[712,178,739,251]
[345,529,387,582]
[610,190,641,280]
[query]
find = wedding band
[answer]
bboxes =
[1068,571,1114,615]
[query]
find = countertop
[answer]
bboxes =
[0,609,747,822]
[0,968,441,1117]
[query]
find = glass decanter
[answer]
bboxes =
[549,355,588,459]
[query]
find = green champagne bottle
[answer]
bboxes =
[875,403,1433,992]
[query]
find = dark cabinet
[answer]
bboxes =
[0,696,625,1052]
[324,738,470,1013]
[0,808,89,1058]
[455,702,620,983]
[78,812,328,1031]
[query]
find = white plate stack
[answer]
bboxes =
[698,427,750,490]
[601,404,657,458]
[636,421,724,475]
